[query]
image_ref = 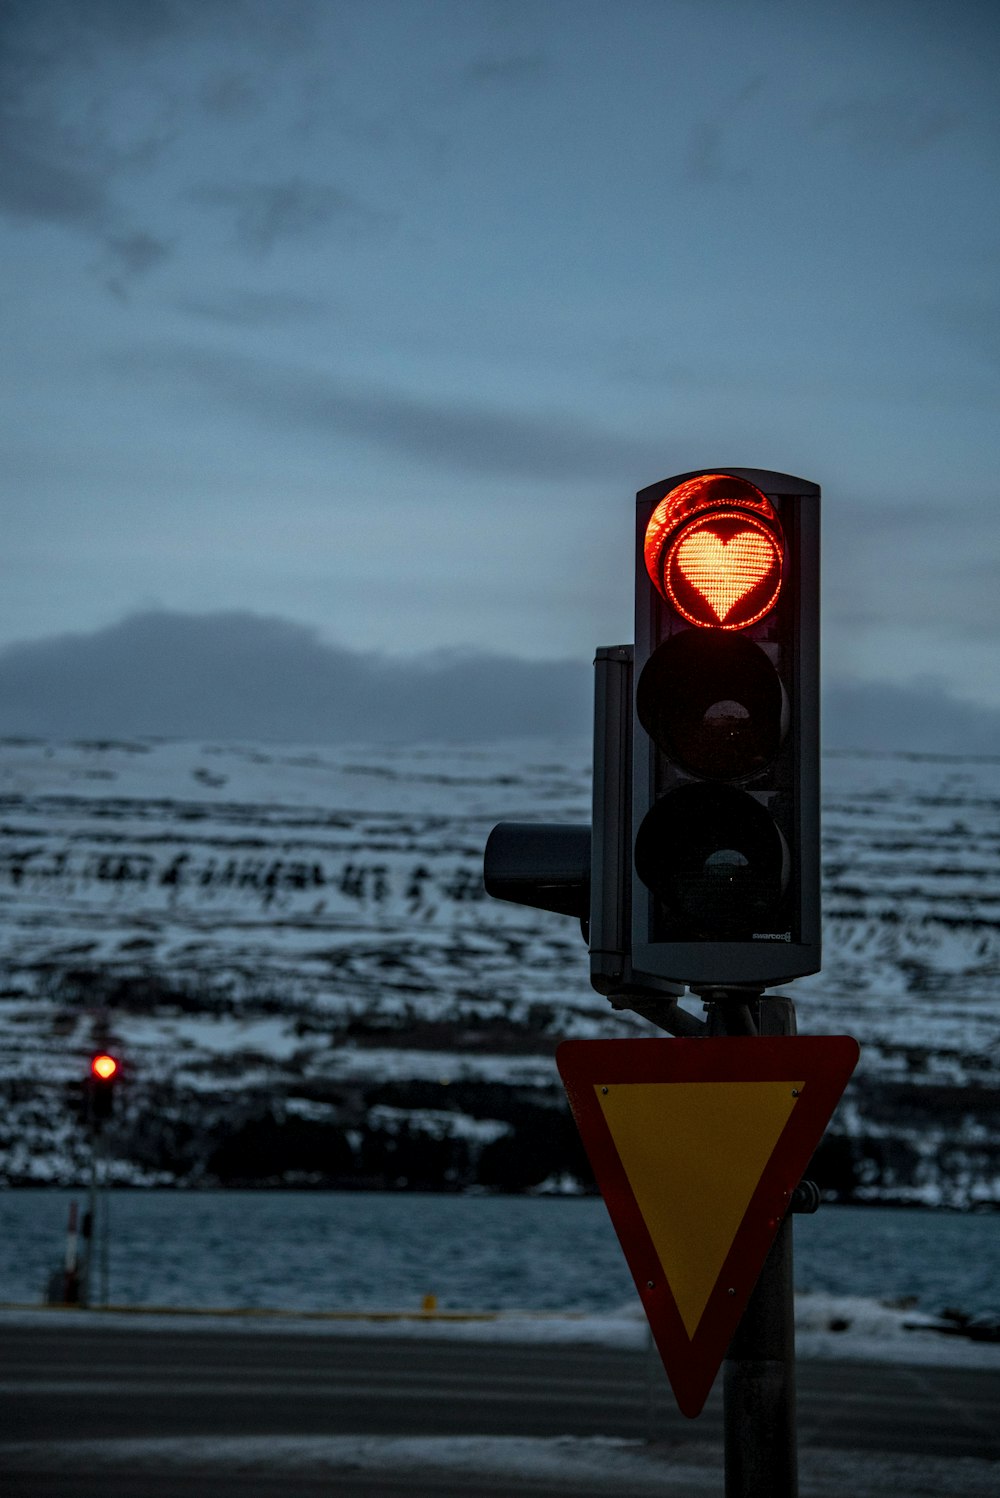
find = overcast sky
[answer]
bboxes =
[2,1,998,746]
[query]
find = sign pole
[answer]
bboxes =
[715,992,798,1498]
[723,1216,797,1495]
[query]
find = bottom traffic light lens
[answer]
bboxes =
[634,784,789,935]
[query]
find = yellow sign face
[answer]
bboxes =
[558,1036,860,1418]
[596,1080,802,1338]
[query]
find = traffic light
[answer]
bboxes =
[632,468,820,992]
[88,1052,119,1124]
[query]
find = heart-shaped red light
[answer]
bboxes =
[664,515,782,629]
[676,529,773,622]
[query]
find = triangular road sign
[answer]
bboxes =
[557,1035,859,1417]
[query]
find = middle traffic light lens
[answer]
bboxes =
[636,631,786,780]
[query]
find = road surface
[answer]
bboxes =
[2,1316,998,1496]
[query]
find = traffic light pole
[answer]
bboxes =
[485,465,825,1466]
[714,992,798,1498]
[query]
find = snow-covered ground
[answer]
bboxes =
[3,1433,997,1498]
[3,1289,999,1367]
[0,737,998,1201]
[2,737,997,1051]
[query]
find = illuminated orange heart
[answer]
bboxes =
[675,528,775,624]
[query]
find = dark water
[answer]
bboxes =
[1,1190,996,1318]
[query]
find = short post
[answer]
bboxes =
[715,991,799,1498]
[63,1199,81,1304]
[99,1146,111,1306]
[83,1142,98,1308]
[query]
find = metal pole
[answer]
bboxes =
[85,1140,98,1309]
[723,1216,797,1497]
[63,1199,80,1304]
[716,992,799,1498]
[99,1139,110,1306]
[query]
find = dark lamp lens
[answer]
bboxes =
[634,783,789,935]
[636,631,787,780]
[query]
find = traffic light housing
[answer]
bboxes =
[88,1053,119,1124]
[483,822,590,928]
[632,468,820,991]
[589,644,687,1007]
[484,651,694,1031]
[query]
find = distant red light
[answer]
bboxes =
[91,1053,118,1081]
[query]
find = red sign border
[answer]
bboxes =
[557,1035,859,1417]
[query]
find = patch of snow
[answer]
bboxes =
[367,1106,511,1145]
[3,1293,1000,1369]
[2,1431,999,1497]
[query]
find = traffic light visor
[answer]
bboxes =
[644,475,784,630]
[91,1053,118,1081]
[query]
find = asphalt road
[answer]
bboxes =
[2,1318,998,1497]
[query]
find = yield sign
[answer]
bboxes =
[557,1035,859,1417]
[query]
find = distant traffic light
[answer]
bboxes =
[89,1053,119,1124]
[631,469,821,992]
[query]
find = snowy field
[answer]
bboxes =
[4,1286,1000,1368]
[0,736,997,1200]
[1,736,996,1048]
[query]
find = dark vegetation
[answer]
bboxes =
[4,960,998,1203]
[9,1041,992,1207]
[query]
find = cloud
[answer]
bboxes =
[1,610,996,756]
[824,678,1000,757]
[0,0,256,60]
[681,73,764,187]
[190,177,389,253]
[105,230,172,277]
[462,53,548,87]
[0,611,592,743]
[109,342,665,481]
[103,229,172,298]
[0,2,220,284]
[0,122,171,291]
[812,97,960,156]
[683,121,746,187]
[175,288,331,326]
[925,295,1000,374]
[0,98,171,295]
[199,69,264,120]
[0,134,108,227]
